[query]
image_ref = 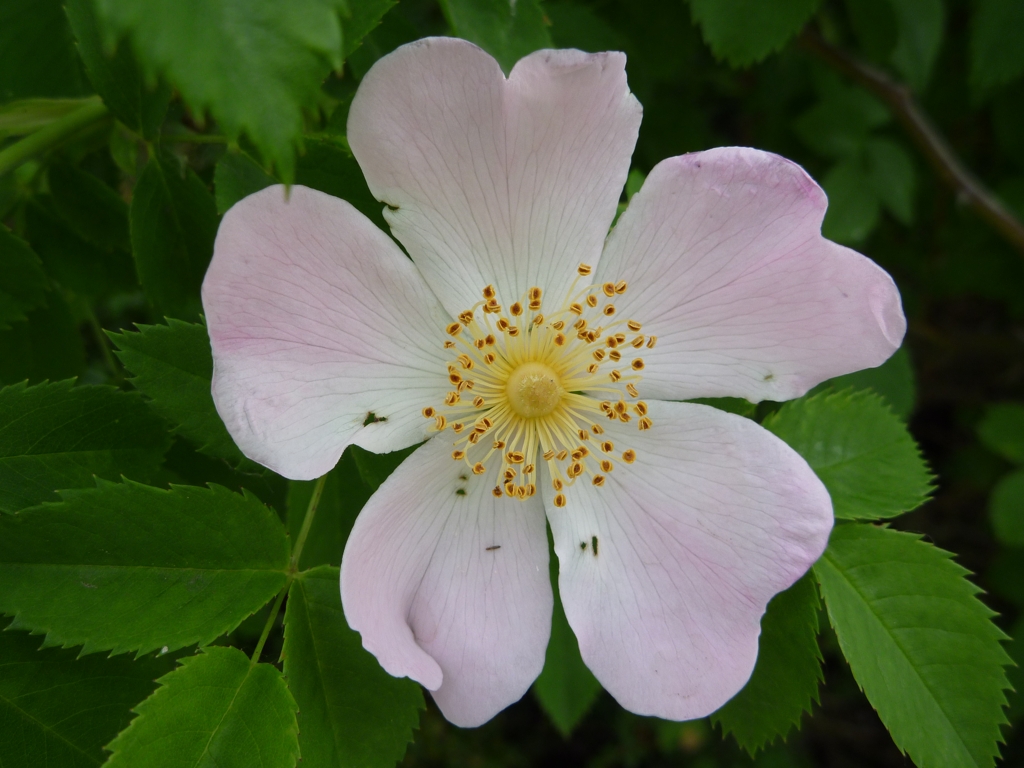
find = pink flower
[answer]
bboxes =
[202,38,905,727]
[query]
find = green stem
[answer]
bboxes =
[0,99,109,177]
[250,585,288,665]
[83,304,123,384]
[290,474,327,572]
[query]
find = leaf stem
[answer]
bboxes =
[290,474,327,572]
[160,133,229,144]
[0,98,110,177]
[251,584,288,665]
[798,28,1024,258]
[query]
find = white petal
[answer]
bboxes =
[203,185,452,480]
[348,37,642,317]
[341,434,552,727]
[597,148,906,402]
[545,400,832,720]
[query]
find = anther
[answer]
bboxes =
[524,464,535,475]
[554,493,567,507]
[473,396,485,408]
[615,281,627,294]
[484,353,496,364]
[516,486,528,499]
[485,334,496,346]
[603,305,616,316]
[459,310,474,324]
[600,459,614,472]
[453,423,464,433]
[574,318,587,331]
[609,350,621,361]
[552,320,565,331]
[556,450,568,461]
[554,333,566,346]
[493,440,506,450]
[592,475,605,486]
[529,300,542,311]
[504,468,517,481]
[591,424,604,435]
[638,417,652,430]
[602,282,616,297]
[543,449,555,461]
[553,478,563,491]
[577,264,593,276]
[507,451,525,464]
[475,338,486,349]
[635,402,648,415]
[452,450,466,460]
[568,462,583,478]
[449,372,462,384]
[468,432,481,444]
[569,303,583,315]
[444,340,455,349]
[622,450,636,463]
[422,407,435,418]
[587,363,599,373]
[510,302,523,316]
[646,335,657,348]
[472,462,486,475]
[446,322,462,336]
[631,335,645,348]
[586,295,598,308]
[508,326,520,337]
[601,440,614,453]
[529,287,542,301]
[457,354,473,369]
[626,383,639,397]
[627,320,642,332]
[492,486,503,497]
[457,380,473,392]
[434,414,447,430]
[593,349,606,361]
[532,313,544,325]
[496,318,509,331]
[444,392,459,405]
[631,359,645,370]
[505,481,516,496]
[483,285,496,299]
[609,370,622,382]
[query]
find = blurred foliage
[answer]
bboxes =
[2,0,1024,766]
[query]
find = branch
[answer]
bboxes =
[798,28,1024,257]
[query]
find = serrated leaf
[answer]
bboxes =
[47,161,131,253]
[350,444,418,492]
[0,0,89,101]
[286,449,370,571]
[889,0,944,92]
[282,566,422,768]
[92,0,385,180]
[711,574,822,755]
[821,157,881,244]
[109,319,250,466]
[970,0,1024,95]
[815,524,1012,768]
[689,0,820,67]
[977,402,1024,464]
[533,547,601,737]
[764,390,932,520]
[0,292,85,386]
[0,225,48,331]
[0,480,289,656]
[65,0,169,137]
[0,627,175,768]
[865,137,916,225]
[215,141,387,229]
[989,469,1024,546]
[440,0,552,73]
[816,345,916,419]
[794,84,889,158]
[130,155,219,320]
[105,646,299,768]
[1006,615,1024,724]
[0,380,170,513]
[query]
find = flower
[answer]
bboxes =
[202,38,905,727]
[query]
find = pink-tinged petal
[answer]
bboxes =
[348,37,642,317]
[546,400,832,720]
[202,185,452,480]
[597,148,906,402]
[341,434,552,727]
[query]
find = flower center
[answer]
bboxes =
[422,263,655,504]
[506,362,561,418]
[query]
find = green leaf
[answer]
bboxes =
[989,469,1024,546]
[350,444,418,492]
[341,0,400,61]
[0,480,289,656]
[533,553,601,737]
[814,524,1011,768]
[889,0,945,92]
[65,0,169,137]
[130,154,219,320]
[214,152,277,215]
[970,0,1024,94]
[105,646,299,768]
[0,225,48,330]
[845,0,898,63]
[865,137,916,225]
[820,158,880,244]
[711,574,822,755]
[547,2,625,53]
[0,380,170,514]
[687,396,757,418]
[109,319,250,466]
[287,449,371,570]
[763,390,932,520]
[0,97,97,141]
[0,0,89,101]
[47,161,131,253]
[1006,615,1024,724]
[216,140,388,232]
[977,402,1024,464]
[689,0,820,68]
[815,346,916,420]
[0,627,175,768]
[793,83,889,158]
[440,0,553,73]
[0,292,85,386]
[92,0,358,180]
[282,566,423,768]
[24,198,137,298]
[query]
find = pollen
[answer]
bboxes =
[423,264,650,500]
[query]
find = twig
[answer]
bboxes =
[290,474,327,572]
[250,585,288,665]
[798,28,1024,257]
[0,98,110,177]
